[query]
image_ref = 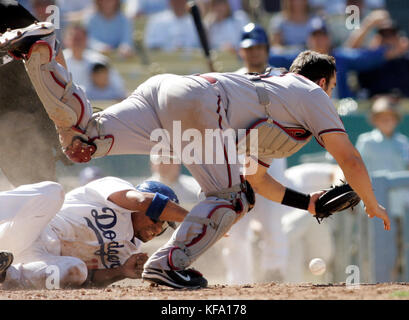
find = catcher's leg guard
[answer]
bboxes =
[24,41,111,162]
[168,205,238,270]
[24,39,91,130]
[2,22,114,161]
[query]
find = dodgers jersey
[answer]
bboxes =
[49,177,141,270]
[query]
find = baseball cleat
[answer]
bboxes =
[0,22,55,59]
[0,252,13,283]
[142,267,208,289]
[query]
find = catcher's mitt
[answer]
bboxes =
[314,182,361,223]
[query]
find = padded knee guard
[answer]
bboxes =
[168,205,238,270]
[24,40,113,161]
[24,37,91,130]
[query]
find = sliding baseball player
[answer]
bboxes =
[0,178,186,289]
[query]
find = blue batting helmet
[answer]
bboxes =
[135,180,179,204]
[240,23,269,50]
[135,180,179,234]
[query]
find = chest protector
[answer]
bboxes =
[237,74,312,159]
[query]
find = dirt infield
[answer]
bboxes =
[2,226,409,300]
[1,177,408,301]
[1,281,409,300]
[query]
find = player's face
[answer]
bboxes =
[131,212,165,242]
[323,73,337,98]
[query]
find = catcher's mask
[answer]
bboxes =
[135,181,179,237]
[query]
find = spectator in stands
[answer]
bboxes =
[87,62,127,101]
[227,0,243,12]
[309,1,386,48]
[56,0,94,26]
[313,0,364,48]
[196,0,243,17]
[310,0,385,14]
[236,23,270,74]
[124,0,169,18]
[87,0,134,58]
[31,0,55,22]
[63,23,125,94]
[355,20,409,98]
[356,96,409,177]
[268,19,405,98]
[144,0,200,51]
[356,96,409,277]
[345,8,391,49]
[269,0,325,49]
[31,0,65,39]
[204,0,249,52]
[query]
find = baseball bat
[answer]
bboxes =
[187,1,216,72]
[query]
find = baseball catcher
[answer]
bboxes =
[0,178,187,289]
[0,23,390,289]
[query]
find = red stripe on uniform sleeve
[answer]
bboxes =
[249,155,271,168]
[316,128,347,149]
[258,159,271,168]
[318,128,346,136]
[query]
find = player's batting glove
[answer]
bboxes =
[314,182,361,224]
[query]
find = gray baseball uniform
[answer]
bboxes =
[94,71,345,192]
[88,70,345,271]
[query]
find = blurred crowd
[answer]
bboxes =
[16,0,409,102]
[15,0,409,284]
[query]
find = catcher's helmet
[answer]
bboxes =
[135,180,179,204]
[240,23,269,50]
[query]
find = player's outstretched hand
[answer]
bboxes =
[121,253,149,279]
[365,204,391,231]
[307,190,326,216]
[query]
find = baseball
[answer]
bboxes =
[309,258,326,276]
